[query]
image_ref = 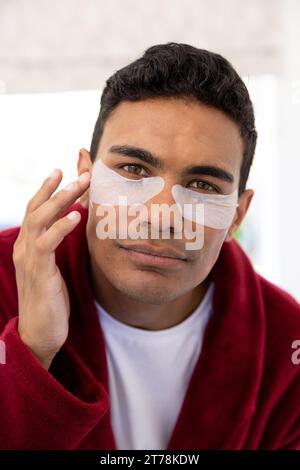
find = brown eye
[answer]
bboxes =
[121,164,148,177]
[189,180,217,192]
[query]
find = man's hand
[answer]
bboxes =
[13,169,91,370]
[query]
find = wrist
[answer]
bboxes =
[18,329,56,371]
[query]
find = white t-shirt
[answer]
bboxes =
[95,282,214,450]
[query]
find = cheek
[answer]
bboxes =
[86,209,114,262]
[87,204,146,241]
[204,226,228,246]
[199,226,228,267]
[186,225,227,268]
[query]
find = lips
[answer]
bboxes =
[118,242,187,261]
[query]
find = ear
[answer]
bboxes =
[225,189,254,242]
[77,148,92,208]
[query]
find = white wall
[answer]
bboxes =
[0,0,282,93]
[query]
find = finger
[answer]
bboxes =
[25,169,63,215]
[35,210,81,255]
[26,171,90,236]
[17,169,63,240]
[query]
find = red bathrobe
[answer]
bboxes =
[1,202,300,450]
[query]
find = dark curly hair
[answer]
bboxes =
[90,42,257,195]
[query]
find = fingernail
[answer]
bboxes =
[78,171,90,183]
[63,182,74,191]
[49,169,58,178]
[67,211,79,220]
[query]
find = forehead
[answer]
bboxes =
[97,97,244,175]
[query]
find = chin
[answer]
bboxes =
[111,270,179,304]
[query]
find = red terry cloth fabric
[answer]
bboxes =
[1,201,300,450]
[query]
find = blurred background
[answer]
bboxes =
[0,0,299,300]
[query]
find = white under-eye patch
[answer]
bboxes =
[171,184,238,230]
[89,158,238,231]
[89,158,165,205]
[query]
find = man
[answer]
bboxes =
[1,42,300,450]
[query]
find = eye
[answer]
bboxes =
[120,164,148,178]
[188,180,219,193]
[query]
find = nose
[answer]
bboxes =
[139,178,182,235]
[147,177,176,207]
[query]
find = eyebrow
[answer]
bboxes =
[109,144,234,184]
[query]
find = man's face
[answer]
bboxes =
[83,97,252,304]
